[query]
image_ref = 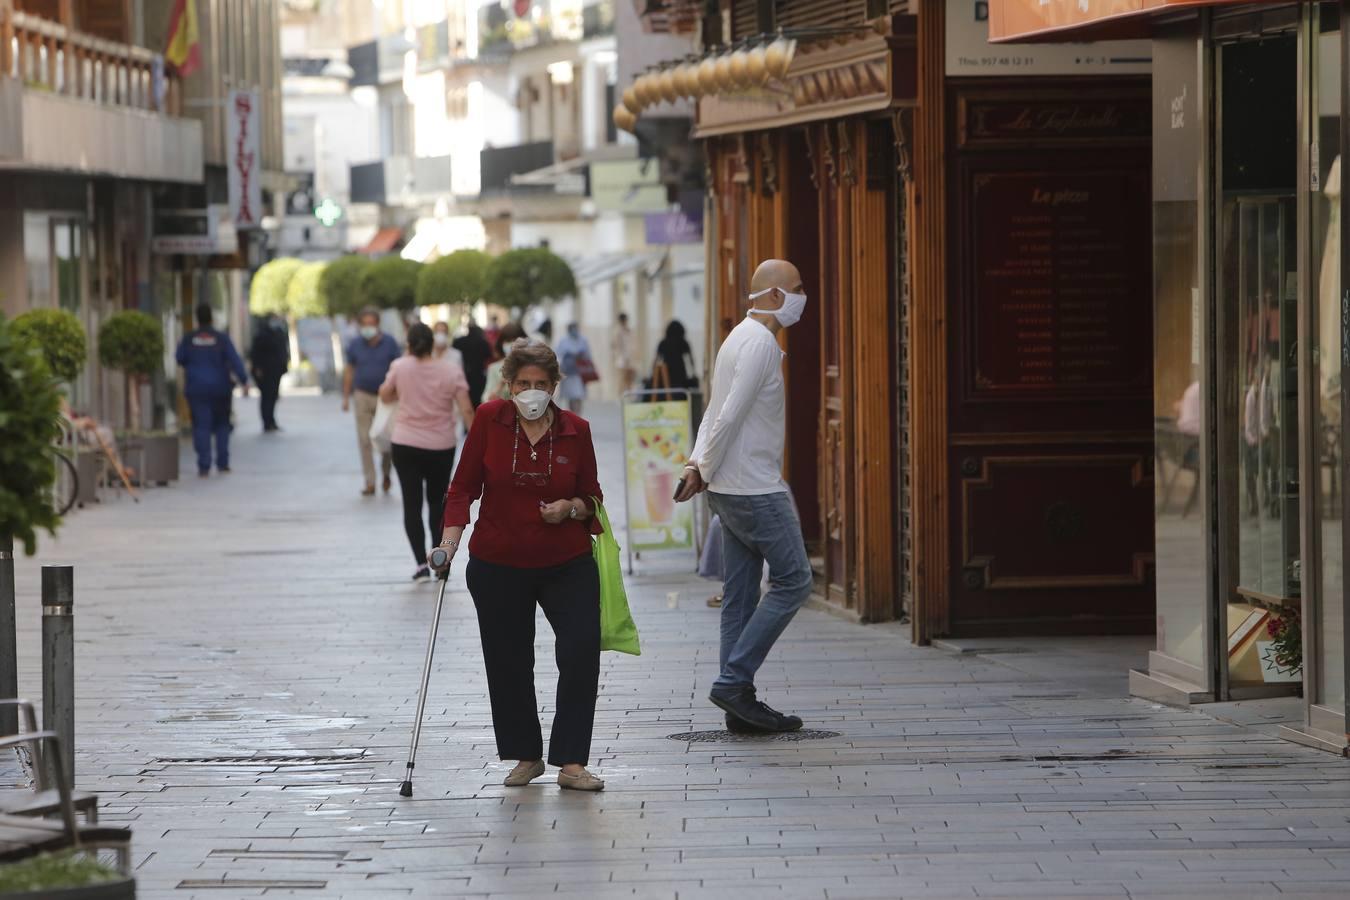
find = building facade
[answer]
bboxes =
[637,0,1349,753]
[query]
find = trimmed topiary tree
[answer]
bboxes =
[11,308,86,383]
[320,254,372,318]
[285,261,329,319]
[0,314,65,554]
[99,310,164,434]
[361,256,421,312]
[249,257,304,316]
[483,247,577,310]
[416,249,490,308]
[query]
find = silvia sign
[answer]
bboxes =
[226,90,262,230]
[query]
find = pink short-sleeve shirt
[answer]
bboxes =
[381,355,470,451]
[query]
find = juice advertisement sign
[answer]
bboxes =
[622,400,694,552]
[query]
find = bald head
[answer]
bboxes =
[750,259,802,295]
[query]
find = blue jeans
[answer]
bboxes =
[707,491,812,691]
[188,393,232,474]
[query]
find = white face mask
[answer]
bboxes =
[748,287,807,328]
[433,332,449,348]
[359,325,379,341]
[513,389,551,421]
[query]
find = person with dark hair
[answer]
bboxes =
[655,320,697,390]
[343,306,402,496]
[435,338,606,791]
[379,322,475,581]
[453,322,493,408]
[176,303,249,477]
[483,321,527,402]
[249,312,289,432]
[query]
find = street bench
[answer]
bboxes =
[0,699,130,872]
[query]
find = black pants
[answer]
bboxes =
[390,443,456,565]
[467,374,486,409]
[257,371,282,430]
[466,554,600,767]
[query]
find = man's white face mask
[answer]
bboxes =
[748,287,807,328]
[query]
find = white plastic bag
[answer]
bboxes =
[370,399,397,455]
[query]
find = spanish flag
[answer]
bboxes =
[165,0,201,77]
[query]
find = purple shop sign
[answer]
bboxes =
[645,210,703,245]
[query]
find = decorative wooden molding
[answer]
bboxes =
[837,121,857,186]
[732,134,751,184]
[802,126,820,189]
[758,132,778,196]
[890,106,913,183]
[821,124,838,185]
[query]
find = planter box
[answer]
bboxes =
[139,434,179,485]
[75,450,100,507]
[1,876,135,899]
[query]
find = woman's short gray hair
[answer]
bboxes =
[501,338,560,386]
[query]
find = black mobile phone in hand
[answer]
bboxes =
[673,476,687,500]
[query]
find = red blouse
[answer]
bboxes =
[444,398,604,568]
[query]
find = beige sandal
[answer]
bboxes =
[557,767,605,792]
[503,759,545,786]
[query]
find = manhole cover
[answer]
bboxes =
[667,729,841,743]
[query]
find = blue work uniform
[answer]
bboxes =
[176,327,249,474]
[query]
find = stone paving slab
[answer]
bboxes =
[5,395,1350,899]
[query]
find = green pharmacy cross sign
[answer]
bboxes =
[314,197,343,227]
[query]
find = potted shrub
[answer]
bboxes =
[360,256,422,314]
[416,249,490,310]
[11,308,87,384]
[0,313,65,557]
[98,311,169,484]
[0,850,134,898]
[482,246,577,311]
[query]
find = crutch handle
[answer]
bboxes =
[428,546,451,578]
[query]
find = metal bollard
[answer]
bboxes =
[41,566,74,786]
[1,535,14,737]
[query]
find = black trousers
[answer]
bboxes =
[390,443,456,565]
[466,554,600,767]
[257,371,282,429]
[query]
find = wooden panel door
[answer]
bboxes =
[945,82,1156,635]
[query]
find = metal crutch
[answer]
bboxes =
[399,545,452,798]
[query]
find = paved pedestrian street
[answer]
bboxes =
[7,395,1350,899]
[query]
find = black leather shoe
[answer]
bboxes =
[709,687,803,733]
[726,712,772,735]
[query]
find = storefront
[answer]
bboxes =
[994,0,1350,752]
[695,15,916,623]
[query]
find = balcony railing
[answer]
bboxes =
[350,155,453,205]
[0,9,181,115]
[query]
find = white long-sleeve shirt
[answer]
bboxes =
[689,316,787,495]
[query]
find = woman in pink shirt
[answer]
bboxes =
[380,322,475,581]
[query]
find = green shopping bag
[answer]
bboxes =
[592,499,640,655]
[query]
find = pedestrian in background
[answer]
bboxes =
[380,323,475,582]
[453,322,492,408]
[435,339,606,792]
[612,312,636,395]
[342,306,401,496]
[249,312,289,433]
[536,318,554,346]
[177,303,249,478]
[655,320,697,390]
[485,314,502,360]
[432,320,464,370]
[676,259,812,734]
[483,321,527,403]
[554,322,592,414]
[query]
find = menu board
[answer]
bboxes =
[972,171,1149,391]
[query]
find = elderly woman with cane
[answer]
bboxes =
[433,339,606,791]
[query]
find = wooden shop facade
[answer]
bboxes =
[638,1,1157,641]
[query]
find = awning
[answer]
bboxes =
[988,0,1233,43]
[359,227,403,255]
[509,155,589,187]
[562,251,665,289]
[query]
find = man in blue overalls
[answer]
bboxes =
[176,303,249,477]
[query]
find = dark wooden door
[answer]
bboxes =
[946,82,1156,635]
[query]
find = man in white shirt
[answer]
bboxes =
[676,259,812,733]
